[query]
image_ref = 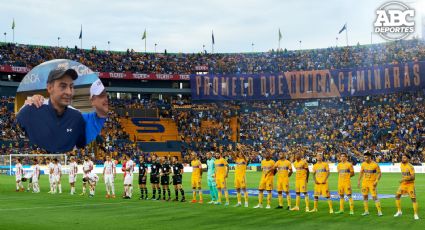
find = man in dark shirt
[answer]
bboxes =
[138,155,148,200]
[17,68,86,153]
[160,157,171,201]
[172,156,185,202]
[150,155,161,200]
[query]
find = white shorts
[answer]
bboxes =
[15,175,22,182]
[53,175,61,183]
[124,174,133,185]
[49,174,53,183]
[69,175,77,183]
[104,175,114,184]
[32,176,38,183]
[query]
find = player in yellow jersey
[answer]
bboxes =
[394,154,419,220]
[357,152,382,216]
[254,151,275,209]
[335,152,355,215]
[268,151,292,209]
[233,148,249,207]
[214,151,230,205]
[308,153,333,213]
[190,152,203,204]
[291,151,310,212]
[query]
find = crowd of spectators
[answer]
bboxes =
[1,38,425,165]
[1,39,424,74]
[1,90,424,165]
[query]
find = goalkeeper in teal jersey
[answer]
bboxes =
[206,152,218,204]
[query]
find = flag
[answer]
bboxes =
[212,31,215,45]
[142,29,146,40]
[12,19,15,30]
[339,23,347,34]
[278,29,282,41]
[79,25,82,39]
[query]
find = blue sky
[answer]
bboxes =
[0,0,424,53]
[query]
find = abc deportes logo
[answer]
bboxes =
[374,1,415,41]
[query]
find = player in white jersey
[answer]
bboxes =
[103,155,116,199]
[47,158,55,193]
[23,171,33,192]
[83,173,99,197]
[15,159,24,192]
[81,156,94,196]
[51,158,62,194]
[68,157,78,195]
[32,159,41,193]
[124,155,134,199]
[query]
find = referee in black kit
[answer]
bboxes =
[172,156,185,202]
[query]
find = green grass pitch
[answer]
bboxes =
[0,172,423,230]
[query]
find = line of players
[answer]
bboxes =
[190,148,419,220]
[14,147,419,220]
[14,154,186,202]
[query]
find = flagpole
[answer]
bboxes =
[345,23,348,46]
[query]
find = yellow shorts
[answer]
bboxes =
[338,182,352,195]
[314,183,330,197]
[216,177,227,189]
[277,176,289,192]
[259,176,273,191]
[397,182,416,198]
[361,181,377,197]
[295,179,307,193]
[191,177,201,188]
[234,176,246,189]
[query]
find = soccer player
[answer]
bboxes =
[138,155,148,200]
[394,154,419,220]
[335,152,354,215]
[172,156,185,202]
[357,151,382,216]
[254,151,275,209]
[47,158,54,193]
[83,173,99,197]
[291,151,310,212]
[233,149,249,207]
[81,156,94,196]
[270,151,292,209]
[206,152,218,204]
[103,154,116,198]
[190,152,203,203]
[68,157,78,195]
[15,159,24,192]
[52,158,62,194]
[309,153,333,213]
[23,171,33,192]
[160,157,172,201]
[121,158,127,198]
[150,154,161,200]
[215,151,229,206]
[31,158,40,193]
[123,155,134,199]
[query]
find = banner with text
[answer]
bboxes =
[98,72,190,81]
[191,61,424,100]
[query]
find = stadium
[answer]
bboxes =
[1,0,425,229]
